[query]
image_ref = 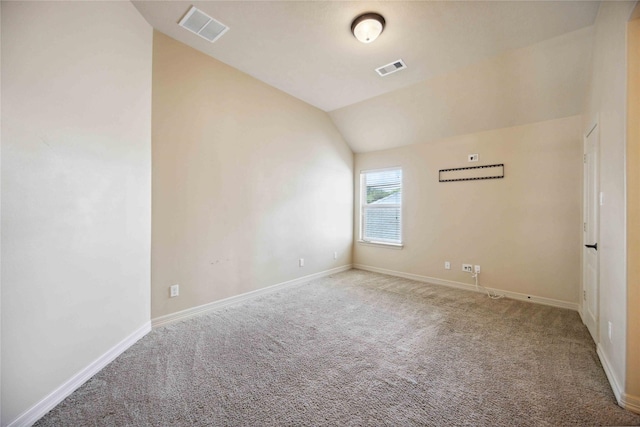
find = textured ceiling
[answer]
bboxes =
[133,1,600,152]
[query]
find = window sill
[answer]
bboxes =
[357,240,404,250]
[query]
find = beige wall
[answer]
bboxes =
[354,116,582,304]
[0,2,3,423]
[1,2,152,424]
[151,32,353,319]
[627,8,640,408]
[582,0,637,398]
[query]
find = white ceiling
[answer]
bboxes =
[330,26,595,152]
[132,1,600,152]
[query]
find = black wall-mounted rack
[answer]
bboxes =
[439,163,504,182]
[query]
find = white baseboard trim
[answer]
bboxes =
[8,321,151,427]
[353,264,579,311]
[578,304,585,324]
[151,264,353,328]
[595,346,640,414]
[597,344,623,405]
[621,392,640,414]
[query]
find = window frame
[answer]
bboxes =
[359,167,404,248]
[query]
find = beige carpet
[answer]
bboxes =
[36,269,640,426]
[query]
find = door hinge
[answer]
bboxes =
[584,154,587,164]
[583,290,586,301]
[584,222,587,232]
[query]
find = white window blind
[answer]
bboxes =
[360,168,402,244]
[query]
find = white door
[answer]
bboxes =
[583,122,599,343]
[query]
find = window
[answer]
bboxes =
[360,168,402,245]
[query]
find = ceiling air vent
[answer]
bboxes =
[179,6,229,43]
[375,59,407,77]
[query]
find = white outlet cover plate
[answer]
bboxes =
[468,154,479,162]
[170,284,179,297]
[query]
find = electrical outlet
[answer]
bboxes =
[468,154,479,162]
[299,258,304,267]
[474,265,481,273]
[462,264,473,273]
[608,321,612,342]
[334,251,338,260]
[445,261,451,270]
[170,284,179,298]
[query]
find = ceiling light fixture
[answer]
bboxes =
[351,13,385,44]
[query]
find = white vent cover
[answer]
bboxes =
[375,59,407,77]
[179,6,229,43]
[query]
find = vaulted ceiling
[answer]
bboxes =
[133,1,600,152]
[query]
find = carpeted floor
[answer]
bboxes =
[36,269,640,426]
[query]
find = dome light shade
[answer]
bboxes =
[351,13,385,44]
